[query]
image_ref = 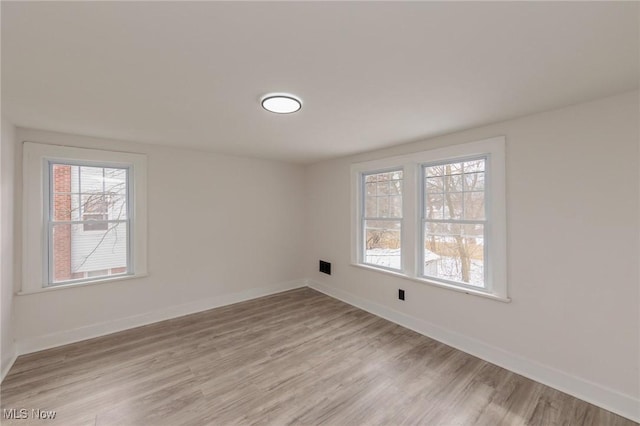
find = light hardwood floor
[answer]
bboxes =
[1,288,636,426]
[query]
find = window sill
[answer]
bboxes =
[16,273,148,296]
[350,263,511,303]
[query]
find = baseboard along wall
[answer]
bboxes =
[5,278,638,423]
[13,280,307,357]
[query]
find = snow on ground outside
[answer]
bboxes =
[365,248,484,287]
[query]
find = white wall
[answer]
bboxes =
[305,91,639,419]
[12,128,307,351]
[1,116,17,379]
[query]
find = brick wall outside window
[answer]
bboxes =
[53,165,72,281]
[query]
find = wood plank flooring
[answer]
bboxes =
[1,288,636,425]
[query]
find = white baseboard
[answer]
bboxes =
[15,280,306,356]
[306,279,640,423]
[9,278,639,422]
[1,351,17,383]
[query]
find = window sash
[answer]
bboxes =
[422,155,487,221]
[46,221,132,287]
[45,161,134,287]
[419,155,489,290]
[361,169,404,271]
[362,218,403,272]
[421,219,488,290]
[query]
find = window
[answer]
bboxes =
[22,142,148,292]
[352,136,508,301]
[362,170,403,271]
[49,163,129,284]
[422,157,486,288]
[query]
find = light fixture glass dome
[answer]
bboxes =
[261,94,302,114]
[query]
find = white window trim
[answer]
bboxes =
[351,136,509,302]
[21,142,148,295]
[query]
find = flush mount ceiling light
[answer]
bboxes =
[261,93,302,114]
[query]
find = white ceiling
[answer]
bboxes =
[2,2,638,164]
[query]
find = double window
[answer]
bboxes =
[352,137,507,301]
[22,142,148,292]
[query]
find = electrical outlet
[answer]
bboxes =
[398,289,405,301]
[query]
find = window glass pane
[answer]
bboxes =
[464,159,485,173]
[364,219,401,270]
[425,192,444,219]
[464,192,485,220]
[443,192,463,220]
[377,197,390,217]
[108,195,128,220]
[365,182,376,196]
[444,173,464,192]
[105,168,127,195]
[363,170,403,219]
[377,181,390,196]
[448,162,464,175]
[51,164,77,221]
[463,171,484,191]
[426,177,443,194]
[82,215,108,231]
[52,192,75,221]
[426,165,445,177]
[81,194,108,214]
[79,166,104,192]
[51,222,128,284]
[389,195,402,218]
[389,170,402,180]
[52,163,128,222]
[423,222,484,287]
[365,196,377,217]
[424,158,486,222]
[389,179,402,195]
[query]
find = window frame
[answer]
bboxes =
[351,136,508,302]
[22,142,148,294]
